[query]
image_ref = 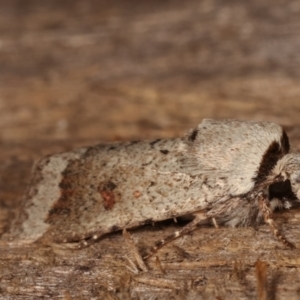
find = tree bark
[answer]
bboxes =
[1,0,300,298]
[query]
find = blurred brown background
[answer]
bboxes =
[1,0,300,299]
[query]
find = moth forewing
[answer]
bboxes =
[10,138,219,245]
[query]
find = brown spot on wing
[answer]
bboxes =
[133,190,142,198]
[46,158,84,224]
[98,181,118,210]
[188,128,199,142]
[46,171,76,223]
[160,149,169,155]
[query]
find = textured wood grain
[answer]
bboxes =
[1,0,300,298]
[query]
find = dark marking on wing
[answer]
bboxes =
[48,207,71,220]
[82,145,103,158]
[160,149,169,155]
[46,159,81,223]
[254,130,290,185]
[280,130,290,152]
[188,129,199,142]
[98,181,117,210]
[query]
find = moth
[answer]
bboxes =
[10,119,300,255]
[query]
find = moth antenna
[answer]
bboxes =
[143,212,208,259]
[258,193,295,249]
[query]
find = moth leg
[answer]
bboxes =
[258,193,295,249]
[55,231,106,249]
[144,212,208,259]
[77,232,106,249]
[52,236,99,250]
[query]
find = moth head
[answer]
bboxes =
[273,153,300,199]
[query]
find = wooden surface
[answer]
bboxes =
[1,0,300,298]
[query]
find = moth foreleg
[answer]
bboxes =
[258,193,295,249]
[54,232,106,250]
[144,212,208,259]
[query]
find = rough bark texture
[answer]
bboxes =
[1,0,300,299]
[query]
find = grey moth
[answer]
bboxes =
[10,119,300,254]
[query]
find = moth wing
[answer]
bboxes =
[183,119,289,196]
[12,138,222,244]
[47,164,215,243]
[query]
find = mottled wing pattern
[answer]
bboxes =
[13,138,223,243]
